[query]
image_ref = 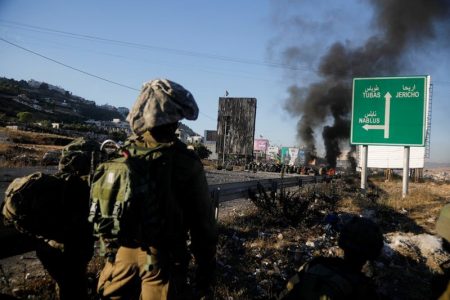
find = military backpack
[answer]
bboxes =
[88,142,173,259]
[1,172,89,243]
[59,137,101,176]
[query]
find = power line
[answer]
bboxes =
[0,37,217,121]
[0,19,312,72]
[0,37,140,91]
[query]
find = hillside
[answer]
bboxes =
[0,77,126,123]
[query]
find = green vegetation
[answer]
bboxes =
[190,143,211,159]
[17,111,33,123]
[0,77,24,95]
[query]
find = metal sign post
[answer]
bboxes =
[222,117,227,166]
[402,146,410,198]
[361,145,368,191]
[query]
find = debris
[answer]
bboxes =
[305,240,315,247]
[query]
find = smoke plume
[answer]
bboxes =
[281,0,450,167]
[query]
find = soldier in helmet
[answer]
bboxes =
[35,137,98,300]
[432,203,450,299]
[96,79,218,300]
[278,216,384,300]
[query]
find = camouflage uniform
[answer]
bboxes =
[97,79,217,300]
[36,139,98,300]
[35,173,94,300]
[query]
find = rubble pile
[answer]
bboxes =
[215,176,450,300]
[248,180,341,226]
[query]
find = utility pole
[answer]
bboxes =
[222,117,227,166]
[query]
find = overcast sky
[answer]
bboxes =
[1,0,449,163]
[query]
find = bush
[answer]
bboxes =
[190,143,211,159]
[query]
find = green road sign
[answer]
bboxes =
[351,76,429,146]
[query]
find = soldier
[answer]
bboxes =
[96,79,218,299]
[35,138,97,300]
[432,203,450,299]
[278,216,384,300]
[1,137,98,299]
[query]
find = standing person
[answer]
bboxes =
[278,216,384,300]
[34,173,93,300]
[2,137,98,300]
[35,138,98,300]
[96,79,218,300]
[432,203,450,300]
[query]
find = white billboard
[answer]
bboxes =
[267,146,280,160]
[288,147,299,166]
[358,145,425,168]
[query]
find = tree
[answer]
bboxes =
[39,119,52,128]
[39,82,49,90]
[17,111,33,123]
[191,143,212,159]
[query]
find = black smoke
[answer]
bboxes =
[280,0,450,167]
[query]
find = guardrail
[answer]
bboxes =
[208,175,326,219]
[208,175,323,202]
[0,174,327,259]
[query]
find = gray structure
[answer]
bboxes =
[204,130,218,142]
[217,97,257,164]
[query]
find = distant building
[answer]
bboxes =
[267,146,280,161]
[254,138,269,161]
[187,135,203,144]
[27,79,41,88]
[84,119,130,134]
[117,107,130,117]
[27,79,65,94]
[6,125,19,131]
[204,130,217,142]
[204,141,218,160]
[100,104,117,111]
[204,130,218,160]
[217,97,257,163]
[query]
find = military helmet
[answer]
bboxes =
[436,204,450,242]
[127,79,199,135]
[338,216,383,260]
[58,137,100,175]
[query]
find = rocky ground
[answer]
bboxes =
[0,167,450,299]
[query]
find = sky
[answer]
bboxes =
[1,0,450,163]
